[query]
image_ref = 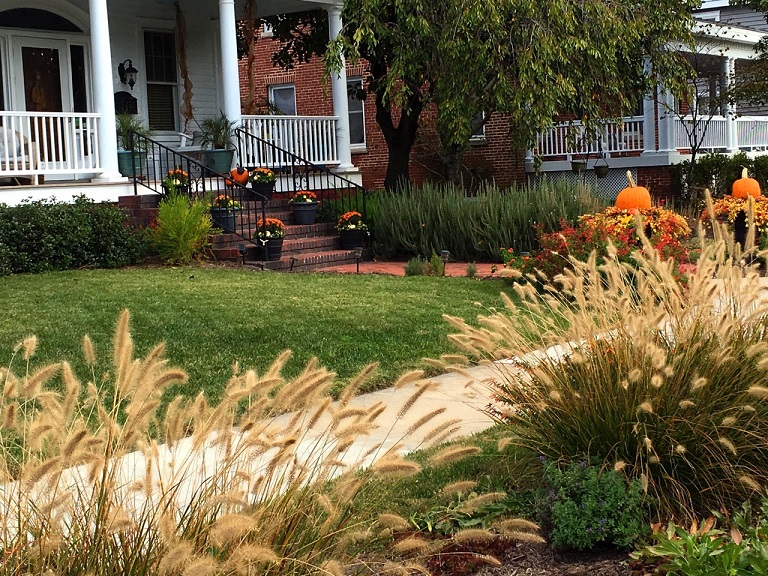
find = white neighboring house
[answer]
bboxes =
[531,1,768,198]
[0,0,356,205]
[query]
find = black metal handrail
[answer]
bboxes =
[127,130,268,244]
[235,127,368,225]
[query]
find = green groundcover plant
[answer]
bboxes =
[445,211,768,522]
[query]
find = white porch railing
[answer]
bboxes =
[0,112,101,181]
[239,115,338,167]
[737,117,768,150]
[537,117,645,158]
[673,117,728,150]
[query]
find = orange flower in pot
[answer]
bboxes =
[615,170,651,210]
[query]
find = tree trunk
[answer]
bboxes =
[443,143,465,185]
[373,83,423,192]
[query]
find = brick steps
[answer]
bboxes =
[118,194,361,272]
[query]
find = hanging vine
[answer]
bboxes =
[175,1,194,131]
[242,0,259,114]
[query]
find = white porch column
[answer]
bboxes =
[723,56,738,153]
[89,0,121,181]
[327,5,354,171]
[219,0,242,129]
[642,58,656,154]
[657,87,676,152]
[642,94,657,154]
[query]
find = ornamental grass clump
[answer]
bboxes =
[0,311,535,575]
[445,204,768,522]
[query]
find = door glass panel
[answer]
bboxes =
[70,45,87,113]
[22,47,62,112]
[0,46,5,113]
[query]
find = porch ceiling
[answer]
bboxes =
[244,0,342,17]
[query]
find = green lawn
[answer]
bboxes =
[0,267,511,403]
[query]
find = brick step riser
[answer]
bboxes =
[210,225,337,248]
[253,250,361,271]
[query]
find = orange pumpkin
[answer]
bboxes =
[229,166,250,186]
[732,167,761,199]
[615,170,651,210]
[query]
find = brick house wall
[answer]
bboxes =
[238,33,528,190]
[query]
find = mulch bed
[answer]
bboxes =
[439,541,663,576]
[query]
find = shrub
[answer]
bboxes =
[372,181,605,261]
[446,226,768,522]
[404,255,430,276]
[0,311,539,575]
[466,262,477,279]
[0,196,146,275]
[540,460,646,550]
[673,152,762,203]
[636,496,768,575]
[151,193,212,264]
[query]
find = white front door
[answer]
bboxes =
[12,36,72,113]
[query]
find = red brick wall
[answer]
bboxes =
[637,166,676,200]
[238,33,527,190]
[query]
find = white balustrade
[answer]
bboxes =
[239,115,338,168]
[673,117,728,151]
[537,117,644,158]
[736,117,768,150]
[0,112,101,180]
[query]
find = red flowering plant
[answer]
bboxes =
[501,206,692,281]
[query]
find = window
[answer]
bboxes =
[347,77,365,146]
[470,111,486,141]
[269,84,296,115]
[143,31,177,131]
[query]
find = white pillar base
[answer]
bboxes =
[91,173,128,183]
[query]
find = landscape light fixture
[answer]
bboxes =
[354,246,363,273]
[118,59,138,90]
[440,249,450,276]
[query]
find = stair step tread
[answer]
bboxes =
[248,249,362,271]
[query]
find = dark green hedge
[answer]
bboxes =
[0,196,147,275]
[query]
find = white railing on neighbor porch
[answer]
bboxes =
[673,116,768,152]
[240,115,338,168]
[537,117,645,158]
[0,112,101,180]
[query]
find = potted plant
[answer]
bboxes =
[289,190,319,225]
[199,111,237,173]
[161,167,190,195]
[250,167,276,201]
[209,194,241,233]
[116,112,151,177]
[336,211,368,249]
[253,217,285,261]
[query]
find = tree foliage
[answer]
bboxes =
[269,0,699,189]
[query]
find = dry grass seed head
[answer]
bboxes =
[211,514,255,546]
[397,381,436,418]
[458,492,507,513]
[183,558,220,576]
[372,457,421,478]
[82,334,96,365]
[498,518,540,532]
[393,537,432,555]
[428,445,481,467]
[441,480,478,495]
[501,531,547,544]
[740,475,762,491]
[719,437,738,455]
[338,362,378,407]
[227,544,280,570]
[378,513,411,531]
[405,407,447,436]
[453,529,496,544]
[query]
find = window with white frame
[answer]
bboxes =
[269,84,296,115]
[347,77,365,146]
[144,30,177,131]
[470,111,486,141]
